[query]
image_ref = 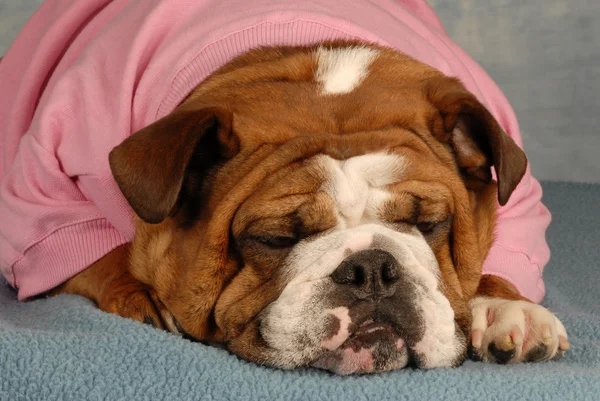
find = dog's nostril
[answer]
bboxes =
[353,264,366,286]
[331,263,366,286]
[381,261,399,283]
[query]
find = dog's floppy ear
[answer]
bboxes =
[109,107,239,223]
[425,76,527,206]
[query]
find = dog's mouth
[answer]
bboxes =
[312,319,410,375]
[343,320,398,347]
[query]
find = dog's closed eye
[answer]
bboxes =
[253,235,299,249]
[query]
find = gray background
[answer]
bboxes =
[1,0,598,182]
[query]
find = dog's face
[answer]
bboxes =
[109,43,526,374]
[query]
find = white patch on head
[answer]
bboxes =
[317,153,407,229]
[315,46,379,95]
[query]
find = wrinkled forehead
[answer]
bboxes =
[186,44,441,147]
[232,148,456,236]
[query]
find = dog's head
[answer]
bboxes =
[109,42,526,374]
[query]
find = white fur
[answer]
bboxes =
[315,46,379,95]
[317,153,407,228]
[470,297,569,363]
[412,291,462,367]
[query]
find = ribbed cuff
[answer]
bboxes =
[156,20,364,120]
[11,218,129,300]
[482,244,545,303]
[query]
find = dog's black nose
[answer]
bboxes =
[331,249,400,300]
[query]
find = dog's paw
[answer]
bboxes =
[469,297,570,364]
[100,285,177,333]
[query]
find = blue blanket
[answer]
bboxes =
[0,181,598,401]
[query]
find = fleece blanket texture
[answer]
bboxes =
[0,181,598,401]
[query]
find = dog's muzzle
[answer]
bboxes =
[257,225,467,374]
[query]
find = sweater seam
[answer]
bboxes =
[493,241,539,266]
[9,216,110,287]
[485,243,545,295]
[154,18,372,120]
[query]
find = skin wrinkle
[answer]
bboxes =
[389,129,452,168]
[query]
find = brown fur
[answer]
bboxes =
[476,275,531,302]
[54,42,528,352]
[51,244,169,329]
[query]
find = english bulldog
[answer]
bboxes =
[49,42,570,374]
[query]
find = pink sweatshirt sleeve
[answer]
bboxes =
[0,0,133,300]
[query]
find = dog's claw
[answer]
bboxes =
[143,316,158,328]
[472,329,484,349]
[559,335,570,351]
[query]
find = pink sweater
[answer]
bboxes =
[0,0,550,302]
